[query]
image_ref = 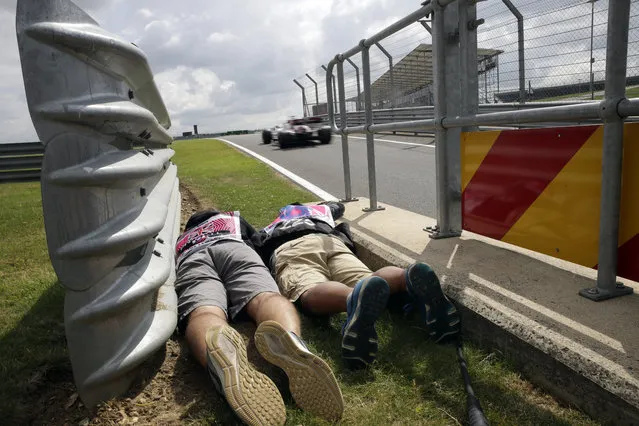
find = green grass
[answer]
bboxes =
[0,182,65,423]
[172,139,596,426]
[172,138,314,227]
[0,139,596,425]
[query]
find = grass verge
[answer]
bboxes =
[0,182,65,423]
[0,138,596,425]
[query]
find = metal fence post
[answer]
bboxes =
[293,79,307,117]
[502,0,525,104]
[375,42,394,109]
[337,58,358,203]
[361,40,384,212]
[460,1,480,130]
[346,58,362,112]
[589,0,599,100]
[580,0,633,301]
[428,0,461,238]
[322,65,339,117]
[305,73,319,115]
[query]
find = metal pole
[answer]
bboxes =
[305,73,319,115]
[484,70,488,103]
[502,0,525,104]
[589,0,598,100]
[432,1,449,235]
[419,19,432,34]
[337,60,357,202]
[460,0,479,130]
[293,79,307,117]
[497,57,500,100]
[346,58,362,112]
[333,75,338,115]
[375,42,394,108]
[322,65,338,116]
[580,0,633,301]
[361,41,384,212]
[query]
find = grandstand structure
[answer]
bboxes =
[345,43,502,110]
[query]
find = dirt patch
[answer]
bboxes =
[179,182,203,231]
[25,184,287,425]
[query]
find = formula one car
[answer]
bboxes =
[277,116,332,149]
[261,124,283,144]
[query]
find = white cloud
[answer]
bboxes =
[207,32,237,43]
[2,0,635,140]
[137,8,153,18]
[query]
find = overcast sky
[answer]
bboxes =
[1,0,425,142]
[0,0,634,142]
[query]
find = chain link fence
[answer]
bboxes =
[288,0,639,118]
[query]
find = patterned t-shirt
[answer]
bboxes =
[175,211,242,263]
[263,204,335,235]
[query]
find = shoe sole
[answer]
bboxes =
[254,320,344,422]
[407,263,460,343]
[342,276,390,369]
[205,325,286,426]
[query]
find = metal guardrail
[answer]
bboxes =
[17,0,180,408]
[0,142,44,183]
[325,101,639,132]
[325,0,637,301]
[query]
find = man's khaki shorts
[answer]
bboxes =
[273,233,372,302]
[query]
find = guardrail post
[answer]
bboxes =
[337,58,358,203]
[346,58,362,112]
[293,79,307,117]
[361,39,384,212]
[305,73,319,115]
[428,0,462,238]
[375,42,394,109]
[580,0,633,301]
[322,65,339,117]
[502,0,525,104]
[460,0,480,130]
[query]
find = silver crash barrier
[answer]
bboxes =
[16,0,181,407]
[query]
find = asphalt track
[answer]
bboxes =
[223,133,438,217]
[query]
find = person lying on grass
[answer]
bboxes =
[174,209,344,426]
[253,201,461,369]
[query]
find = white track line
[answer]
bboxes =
[447,244,459,269]
[350,135,434,148]
[217,138,337,201]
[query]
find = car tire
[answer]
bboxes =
[262,130,272,144]
[279,133,290,149]
[318,129,332,144]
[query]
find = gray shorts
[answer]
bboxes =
[175,240,279,333]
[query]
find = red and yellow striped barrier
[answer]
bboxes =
[462,123,639,282]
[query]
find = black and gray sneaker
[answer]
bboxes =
[205,324,286,426]
[405,262,461,343]
[341,276,390,370]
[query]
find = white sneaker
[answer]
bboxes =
[254,320,344,422]
[205,324,286,426]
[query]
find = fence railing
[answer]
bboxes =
[17,0,180,408]
[323,101,639,132]
[295,1,636,117]
[325,0,637,302]
[0,142,44,183]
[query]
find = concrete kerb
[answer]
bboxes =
[341,198,639,426]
